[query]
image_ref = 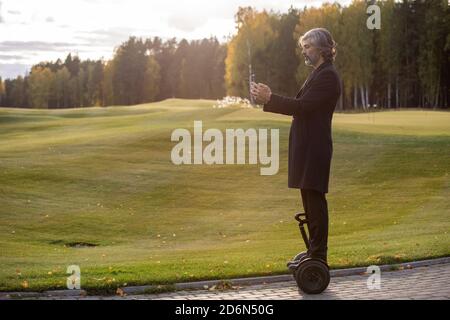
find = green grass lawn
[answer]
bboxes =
[0,100,449,293]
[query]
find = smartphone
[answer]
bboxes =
[249,73,256,104]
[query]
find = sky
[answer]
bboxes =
[0,0,352,79]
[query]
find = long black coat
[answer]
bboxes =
[263,60,341,193]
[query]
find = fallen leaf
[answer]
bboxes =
[209,281,234,291]
[116,288,126,297]
[93,277,106,281]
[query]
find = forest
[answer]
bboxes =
[0,0,448,110]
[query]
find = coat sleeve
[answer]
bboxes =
[263,70,338,116]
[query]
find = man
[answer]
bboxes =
[251,28,341,263]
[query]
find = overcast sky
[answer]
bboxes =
[0,0,352,79]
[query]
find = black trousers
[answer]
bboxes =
[300,189,329,261]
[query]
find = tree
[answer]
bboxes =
[225,7,278,98]
[65,53,80,78]
[112,37,154,105]
[2,2,448,109]
[69,75,79,108]
[10,76,26,107]
[55,67,71,108]
[0,77,5,106]
[86,61,104,106]
[28,66,55,108]
[211,42,227,98]
[169,37,226,99]
[102,61,114,107]
[376,0,399,108]
[268,7,301,96]
[151,37,177,100]
[171,39,189,98]
[418,0,449,107]
[142,55,160,102]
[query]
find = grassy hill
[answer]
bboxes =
[0,99,449,293]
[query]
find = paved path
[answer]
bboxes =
[132,263,450,300]
[34,262,450,300]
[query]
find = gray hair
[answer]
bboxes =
[299,28,337,62]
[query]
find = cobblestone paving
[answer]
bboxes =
[36,262,450,300]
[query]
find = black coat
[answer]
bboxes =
[263,60,341,193]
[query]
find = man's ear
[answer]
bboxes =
[318,48,325,58]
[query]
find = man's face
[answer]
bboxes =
[300,39,321,67]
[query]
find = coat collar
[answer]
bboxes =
[296,60,333,97]
[314,60,333,73]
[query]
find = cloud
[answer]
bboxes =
[0,1,4,23]
[0,41,79,52]
[0,0,354,69]
[167,12,208,32]
[0,54,26,61]
[74,27,154,48]
[0,63,31,79]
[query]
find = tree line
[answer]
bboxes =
[0,37,226,108]
[226,1,449,109]
[0,0,448,109]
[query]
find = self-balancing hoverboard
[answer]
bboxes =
[287,212,330,294]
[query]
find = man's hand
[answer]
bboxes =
[250,82,272,105]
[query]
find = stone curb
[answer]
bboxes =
[121,256,450,295]
[0,289,86,299]
[1,256,449,299]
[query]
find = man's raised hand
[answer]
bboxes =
[251,82,272,105]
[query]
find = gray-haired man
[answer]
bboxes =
[251,28,341,263]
